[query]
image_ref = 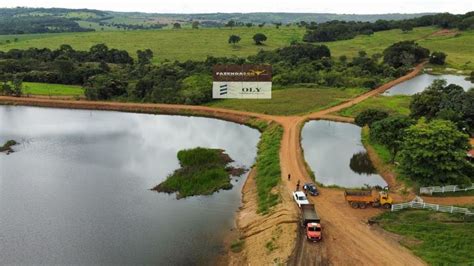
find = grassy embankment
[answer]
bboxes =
[338,95,411,118]
[152,147,244,198]
[246,119,283,214]
[374,210,474,265]
[2,26,473,69]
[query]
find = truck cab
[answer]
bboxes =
[378,191,393,208]
[306,222,322,242]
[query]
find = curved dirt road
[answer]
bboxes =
[1,62,465,265]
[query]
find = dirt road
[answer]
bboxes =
[1,62,465,265]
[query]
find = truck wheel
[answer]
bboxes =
[359,203,367,209]
[383,203,391,209]
[350,202,359,208]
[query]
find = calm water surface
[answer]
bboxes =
[384,74,473,96]
[0,106,260,265]
[301,121,387,188]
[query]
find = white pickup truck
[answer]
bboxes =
[292,191,310,207]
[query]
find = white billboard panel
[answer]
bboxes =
[212,82,272,99]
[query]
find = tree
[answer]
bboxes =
[410,79,464,120]
[245,23,253,28]
[400,22,413,32]
[370,115,415,162]
[399,119,471,185]
[0,81,12,95]
[354,109,389,127]
[429,51,447,65]
[383,41,430,68]
[173,23,181,29]
[228,35,241,46]
[462,88,474,136]
[89,43,109,61]
[137,49,153,65]
[11,78,23,97]
[253,33,267,45]
[225,20,236,29]
[192,21,199,29]
[84,74,127,100]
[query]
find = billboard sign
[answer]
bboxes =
[212,64,272,99]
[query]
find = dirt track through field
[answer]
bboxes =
[1,61,468,265]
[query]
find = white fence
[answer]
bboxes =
[391,200,474,216]
[419,183,474,195]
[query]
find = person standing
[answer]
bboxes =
[288,173,291,181]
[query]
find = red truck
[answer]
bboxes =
[300,204,322,242]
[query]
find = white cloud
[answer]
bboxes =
[1,0,473,14]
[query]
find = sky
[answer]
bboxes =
[1,0,473,14]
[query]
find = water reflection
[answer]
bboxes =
[301,120,387,188]
[349,151,377,175]
[384,74,473,96]
[0,106,260,265]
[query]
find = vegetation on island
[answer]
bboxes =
[0,140,18,154]
[152,147,245,198]
[374,210,474,265]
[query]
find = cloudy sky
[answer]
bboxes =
[1,0,473,14]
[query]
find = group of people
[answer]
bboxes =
[288,173,301,191]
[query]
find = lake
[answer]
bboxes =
[384,74,473,96]
[0,106,260,265]
[301,120,387,188]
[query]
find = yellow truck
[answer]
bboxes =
[344,190,393,209]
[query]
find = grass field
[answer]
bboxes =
[23,82,84,96]
[1,26,473,69]
[0,27,304,63]
[375,210,474,264]
[324,27,474,70]
[209,87,366,115]
[338,95,411,118]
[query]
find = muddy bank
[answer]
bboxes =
[228,168,298,265]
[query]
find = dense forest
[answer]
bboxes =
[304,12,474,42]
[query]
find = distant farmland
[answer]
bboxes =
[1,26,473,69]
[0,27,305,63]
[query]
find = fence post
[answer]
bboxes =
[451,206,454,213]
[437,205,439,211]
[442,186,445,193]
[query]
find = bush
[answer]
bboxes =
[429,51,447,65]
[354,109,389,127]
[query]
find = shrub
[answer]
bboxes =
[355,109,389,127]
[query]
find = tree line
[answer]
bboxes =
[304,12,474,42]
[1,40,433,104]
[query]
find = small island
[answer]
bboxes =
[0,140,18,154]
[152,147,245,198]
